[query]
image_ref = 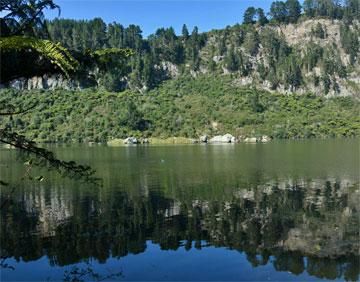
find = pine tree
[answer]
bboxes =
[218,36,227,56]
[225,45,239,72]
[182,24,189,40]
[243,7,257,24]
[286,0,302,23]
[257,8,268,26]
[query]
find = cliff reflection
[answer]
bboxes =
[1,179,359,281]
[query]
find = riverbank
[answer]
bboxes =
[106,134,271,146]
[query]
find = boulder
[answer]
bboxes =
[199,135,208,143]
[124,137,138,144]
[244,137,257,143]
[209,134,236,143]
[260,135,271,142]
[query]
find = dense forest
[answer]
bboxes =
[1,76,359,142]
[1,0,359,143]
[2,0,359,94]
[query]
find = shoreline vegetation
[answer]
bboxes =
[107,135,268,146]
[1,75,359,144]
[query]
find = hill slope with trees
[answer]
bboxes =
[1,0,359,143]
[1,75,359,143]
[3,0,360,97]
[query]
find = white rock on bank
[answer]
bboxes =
[260,135,271,142]
[199,135,208,143]
[124,137,138,144]
[244,137,257,143]
[209,134,236,143]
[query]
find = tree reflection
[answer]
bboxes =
[1,180,359,281]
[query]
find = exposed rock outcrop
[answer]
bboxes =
[9,74,92,90]
[209,134,236,143]
[124,137,139,144]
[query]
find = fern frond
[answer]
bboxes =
[91,47,134,57]
[89,47,134,64]
[0,36,78,77]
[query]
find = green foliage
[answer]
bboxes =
[303,43,324,71]
[243,30,260,56]
[2,0,358,95]
[1,75,358,143]
[311,23,326,39]
[0,0,60,37]
[243,7,257,24]
[303,0,345,19]
[270,1,288,23]
[282,54,302,89]
[340,24,359,65]
[0,36,78,76]
[269,0,301,23]
[224,45,239,72]
[286,0,302,23]
[257,8,269,26]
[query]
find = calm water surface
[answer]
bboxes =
[0,140,359,281]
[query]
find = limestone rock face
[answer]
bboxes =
[160,61,179,78]
[9,74,91,90]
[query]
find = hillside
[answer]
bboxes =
[1,75,359,143]
[5,18,360,97]
[1,0,359,143]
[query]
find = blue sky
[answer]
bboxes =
[45,0,274,37]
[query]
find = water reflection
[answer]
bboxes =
[1,179,359,281]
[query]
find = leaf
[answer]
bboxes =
[24,159,33,165]
[0,36,78,77]
[35,175,44,182]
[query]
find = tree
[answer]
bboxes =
[187,26,201,69]
[303,0,345,19]
[243,30,260,56]
[256,8,268,26]
[243,7,257,24]
[303,0,316,17]
[182,24,189,40]
[120,100,145,130]
[218,36,227,55]
[286,0,302,23]
[0,36,78,77]
[311,23,326,38]
[0,0,60,37]
[225,45,239,72]
[283,54,302,90]
[344,0,360,21]
[0,0,78,78]
[142,53,155,88]
[0,0,130,190]
[340,23,359,64]
[270,1,288,23]
[107,22,125,48]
